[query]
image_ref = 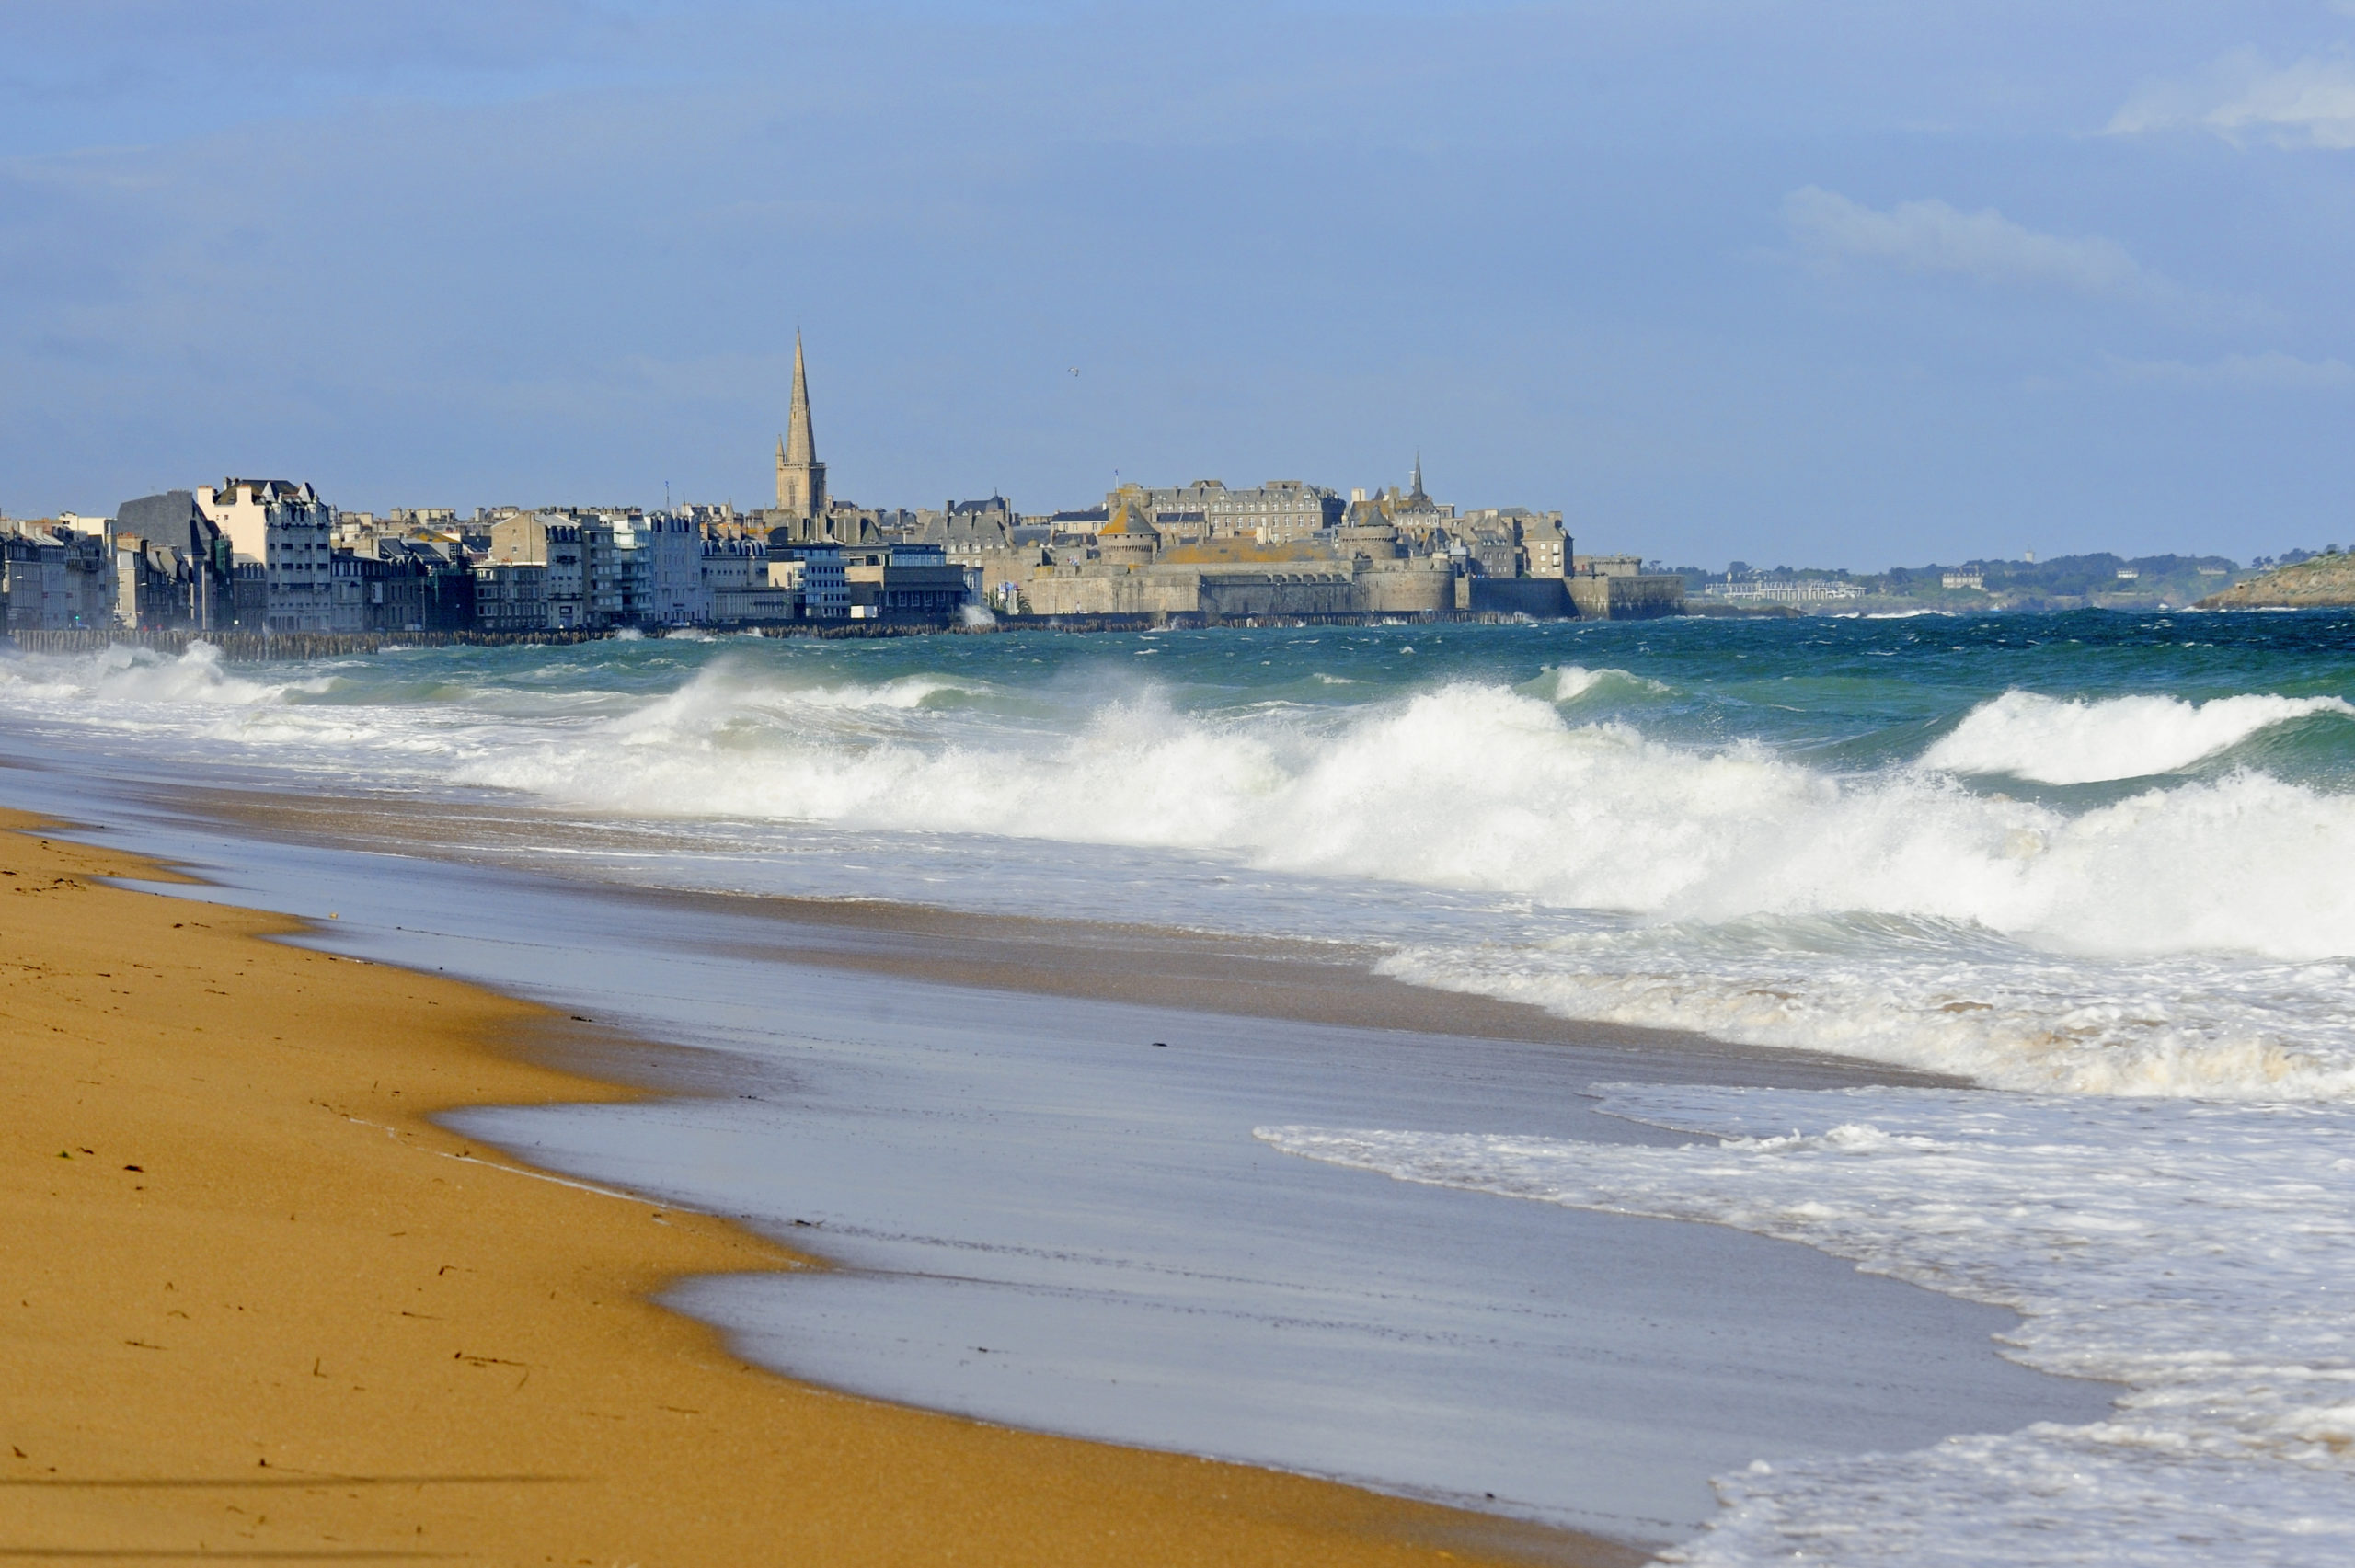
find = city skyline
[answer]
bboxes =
[6,3,2354,570]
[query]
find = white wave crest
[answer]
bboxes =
[1921,690,2353,784]
[454,665,2355,1099]
[24,650,2355,1099]
[457,670,2355,966]
[0,642,318,707]
[1524,663,1669,703]
[1260,1083,2355,1565]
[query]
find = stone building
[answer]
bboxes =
[112,537,201,629]
[909,497,1044,601]
[703,537,788,624]
[349,539,477,632]
[1454,507,1566,578]
[774,332,826,523]
[1017,501,1455,620]
[473,562,549,632]
[1097,496,1159,567]
[1120,478,1344,542]
[488,513,587,628]
[1386,455,1455,540]
[757,339,910,549]
[913,496,1017,555]
[109,492,234,629]
[1,521,113,630]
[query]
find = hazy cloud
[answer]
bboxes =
[1784,187,2153,297]
[2108,48,2355,148]
[2108,350,2355,389]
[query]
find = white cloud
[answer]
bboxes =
[2108,350,2355,389]
[1783,187,2153,297]
[2108,48,2355,149]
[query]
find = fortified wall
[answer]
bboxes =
[1010,500,1681,622]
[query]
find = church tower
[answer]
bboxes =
[775,332,827,524]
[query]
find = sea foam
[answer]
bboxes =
[11,643,2355,1100]
[454,670,2355,961]
[1921,689,2353,784]
[1261,1083,2355,1566]
[0,640,321,709]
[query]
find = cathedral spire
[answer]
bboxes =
[785,331,816,466]
[774,330,828,521]
[1409,451,1427,501]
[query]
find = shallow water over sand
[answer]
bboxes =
[0,762,2106,1543]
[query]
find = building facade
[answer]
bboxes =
[636,513,708,625]
[1,523,113,630]
[1119,479,1344,543]
[771,544,847,619]
[489,513,587,627]
[704,538,788,623]
[113,491,234,629]
[473,562,550,632]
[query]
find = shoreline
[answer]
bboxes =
[0,810,1637,1566]
[165,776,1968,1089]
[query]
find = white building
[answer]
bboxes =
[636,514,709,625]
[195,479,336,631]
[772,545,846,619]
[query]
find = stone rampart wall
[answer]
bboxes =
[1568,573,1686,620]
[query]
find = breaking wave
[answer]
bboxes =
[1920,690,2354,784]
[1521,663,1670,704]
[445,664,2355,1099]
[450,669,2355,958]
[10,642,2355,1099]
[0,641,328,709]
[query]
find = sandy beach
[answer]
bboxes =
[0,808,1631,1566]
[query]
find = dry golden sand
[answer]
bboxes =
[0,812,1638,1567]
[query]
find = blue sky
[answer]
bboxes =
[5,2,2353,568]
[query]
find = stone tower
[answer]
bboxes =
[775,332,827,521]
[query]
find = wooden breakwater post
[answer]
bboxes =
[4,628,615,661]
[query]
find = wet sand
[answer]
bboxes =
[0,810,1632,1566]
[176,778,1970,1082]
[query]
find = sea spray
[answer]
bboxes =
[1261,1085,2355,1565]
[1922,689,2355,783]
[8,621,2355,1099]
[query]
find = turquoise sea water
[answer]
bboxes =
[14,608,2355,1093]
